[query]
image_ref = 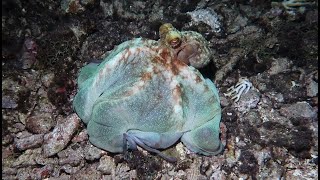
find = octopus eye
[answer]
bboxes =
[169,37,181,49]
[166,31,182,49]
[159,23,183,49]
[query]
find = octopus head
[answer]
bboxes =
[159,23,211,68]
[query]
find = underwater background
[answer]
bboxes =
[2,0,318,179]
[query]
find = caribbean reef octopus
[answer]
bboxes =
[73,23,224,162]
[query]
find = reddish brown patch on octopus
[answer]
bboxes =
[129,47,144,66]
[94,65,113,88]
[120,49,133,64]
[158,48,172,65]
[169,63,180,76]
[195,75,202,83]
[140,72,152,82]
[172,85,182,104]
[151,48,178,76]
[152,47,194,78]
[151,55,165,66]
[123,81,146,97]
[171,58,187,75]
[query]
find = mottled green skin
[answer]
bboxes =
[73,27,223,158]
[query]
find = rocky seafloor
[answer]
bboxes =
[2,0,318,179]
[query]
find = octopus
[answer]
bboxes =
[73,23,224,162]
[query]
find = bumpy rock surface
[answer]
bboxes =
[42,114,80,157]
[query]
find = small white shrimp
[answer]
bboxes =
[224,77,253,102]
